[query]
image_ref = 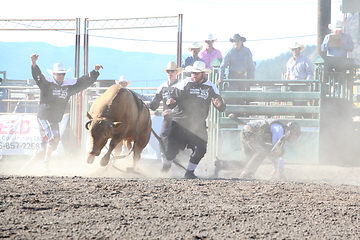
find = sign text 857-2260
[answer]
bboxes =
[0,140,41,150]
[0,114,68,156]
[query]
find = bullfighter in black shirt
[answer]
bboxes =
[29,53,103,171]
[162,61,226,179]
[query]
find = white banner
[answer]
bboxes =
[0,114,69,155]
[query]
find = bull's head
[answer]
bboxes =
[85,112,122,157]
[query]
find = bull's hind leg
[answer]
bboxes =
[132,146,143,168]
[132,132,151,168]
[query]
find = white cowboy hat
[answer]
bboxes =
[204,34,217,42]
[328,20,343,30]
[47,63,71,75]
[115,76,131,86]
[188,42,203,52]
[184,61,212,74]
[289,42,304,52]
[161,61,183,75]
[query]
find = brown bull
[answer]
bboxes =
[85,84,155,167]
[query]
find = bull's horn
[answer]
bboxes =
[85,120,92,130]
[113,122,122,131]
[86,111,93,120]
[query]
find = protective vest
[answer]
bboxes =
[247,119,286,144]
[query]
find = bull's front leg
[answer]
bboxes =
[100,138,120,166]
[87,153,96,164]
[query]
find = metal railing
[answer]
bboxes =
[0,86,39,114]
[208,66,321,164]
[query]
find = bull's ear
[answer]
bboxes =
[86,111,92,120]
[113,122,122,131]
[85,120,92,130]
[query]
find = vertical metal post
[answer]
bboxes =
[177,14,183,69]
[209,66,221,162]
[76,18,83,153]
[84,19,89,75]
[69,18,82,154]
[318,0,331,56]
[75,18,90,153]
[75,18,81,79]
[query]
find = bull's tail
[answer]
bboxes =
[151,128,166,155]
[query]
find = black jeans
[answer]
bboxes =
[165,121,207,165]
[159,117,172,151]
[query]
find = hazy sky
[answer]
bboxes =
[1,0,343,61]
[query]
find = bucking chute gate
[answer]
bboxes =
[208,56,360,166]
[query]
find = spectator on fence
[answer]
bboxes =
[286,42,314,83]
[199,34,223,70]
[218,34,255,83]
[321,20,354,58]
[0,78,8,113]
[148,61,182,154]
[13,90,38,113]
[286,42,314,118]
[239,119,301,180]
[218,34,255,117]
[181,42,205,78]
[160,61,226,179]
[116,76,152,102]
[28,53,103,171]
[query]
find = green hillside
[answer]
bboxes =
[0,42,177,88]
[0,42,330,86]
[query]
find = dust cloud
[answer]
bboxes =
[1,151,360,185]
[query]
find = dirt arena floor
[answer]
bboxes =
[1,154,360,239]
